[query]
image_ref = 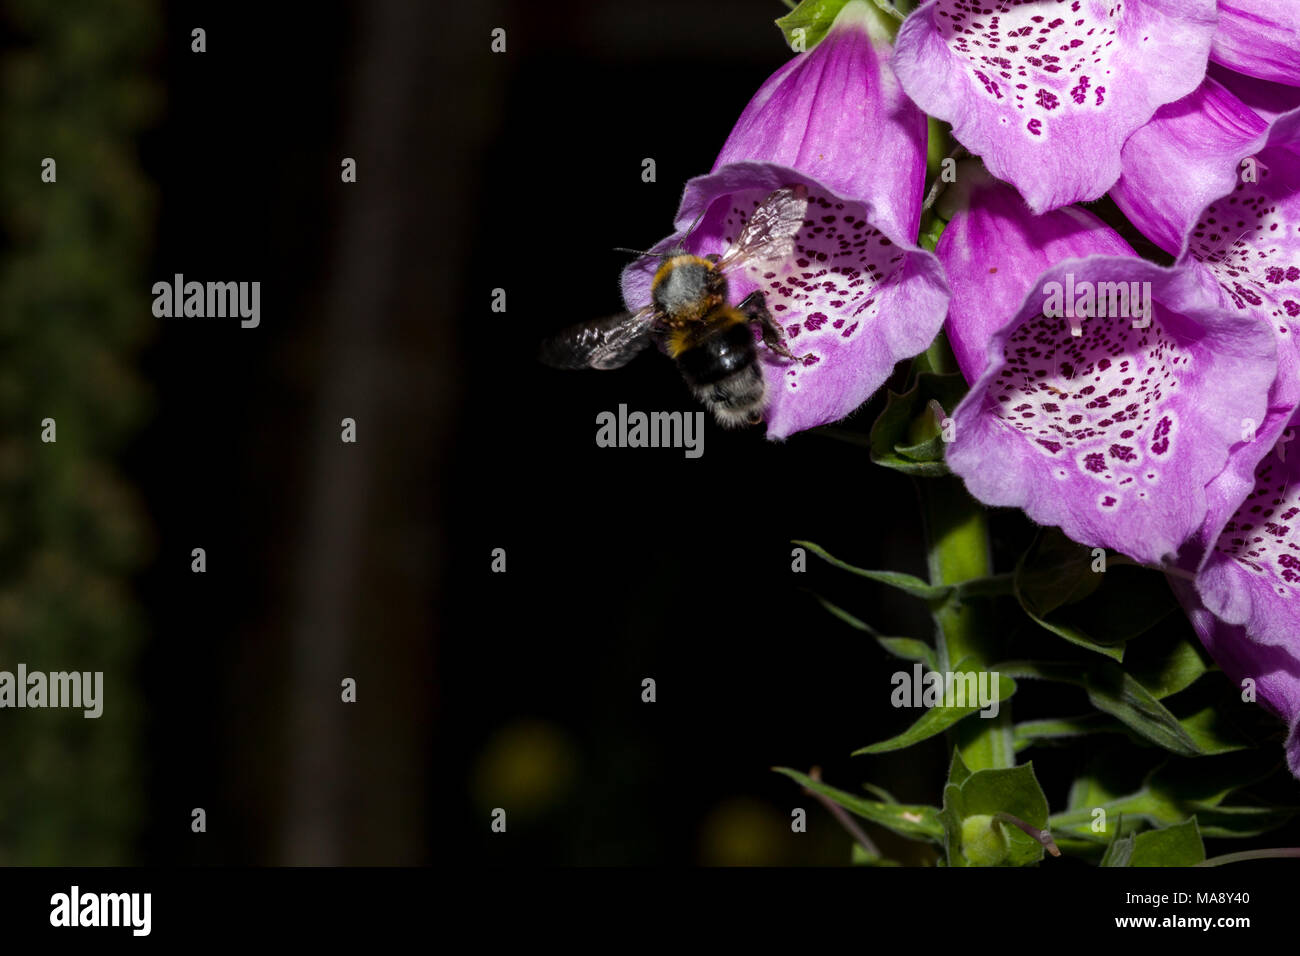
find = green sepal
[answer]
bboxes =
[868,372,968,477]
[775,0,902,53]
[1127,818,1205,866]
[941,763,1051,867]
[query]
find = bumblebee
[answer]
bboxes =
[539,184,810,428]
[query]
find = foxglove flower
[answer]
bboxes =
[1170,109,1300,648]
[1177,107,1300,551]
[893,0,1218,213]
[1208,0,1300,87]
[936,163,1134,380]
[621,0,949,440]
[938,167,1278,565]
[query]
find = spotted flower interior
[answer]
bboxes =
[991,306,1184,515]
[948,259,1276,565]
[1188,147,1300,348]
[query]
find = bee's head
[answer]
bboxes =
[651,254,726,320]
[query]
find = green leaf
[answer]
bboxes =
[1171,705,1249,756]
[1079,662,1202,755]
[794,540,953,602]
[1145,752,1280,808]
[1099,815,1134,867]
[996,660,1202,755]
[1121,625,1208,699]
[942,764,1052,866]
[1013,531,1179,661]
[854,672,1017,754]
[1015,528,1104,617]
[1053,566,1177,646]
[1195,804,1299,838]
[867,372,968,477]
[1013,713,1125,751]
[773,768,944,842]
[1128,818,1205,866]
[809,593,938,670]
[850,843,901,866]
[1014,706,1245,756]
[1051,752,1294,844]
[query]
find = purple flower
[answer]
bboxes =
[621,0,949,440]
[937,167,1278,565]
[892,0,1218,213]
[1110,75,1270,258]
[1178,107,1300,539]
[1209,0,1300,87]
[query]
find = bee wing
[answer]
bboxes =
[715,184,809,275]
[538,307,657,370]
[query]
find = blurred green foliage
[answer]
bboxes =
[0,0,160,863]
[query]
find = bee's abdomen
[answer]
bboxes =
[675,321,756,386]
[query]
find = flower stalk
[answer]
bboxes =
[915,334,1013,771]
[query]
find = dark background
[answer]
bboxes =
[125,0,947,865]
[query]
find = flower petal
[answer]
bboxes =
[1173,578,1300,777]
[620,163,949,440]
[1195,408,1300,647]
[1208,62,1300,123]
[894,0,1217,213]
[936,163,1135,382]
[1111,75,1269,256]
[1209,0,1300,86]
[714,0,927,244]
[947,258,1276,565]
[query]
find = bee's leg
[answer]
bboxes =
[737,290,805,361]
